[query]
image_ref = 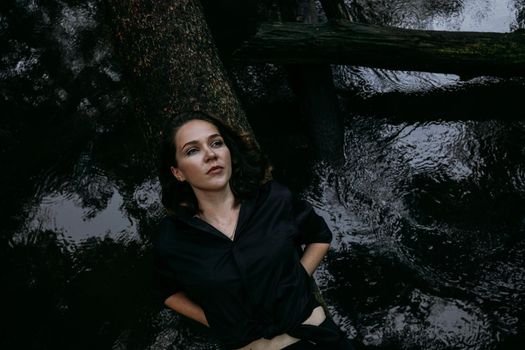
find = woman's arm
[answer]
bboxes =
[300,242,330,276]
[164,291,210,327]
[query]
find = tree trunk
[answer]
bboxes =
[233,21,525,77]
[106,0,252,148]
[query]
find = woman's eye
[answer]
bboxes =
[185,148,198,156]
[211,140,224,148]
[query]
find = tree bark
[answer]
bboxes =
[106,0,252,147]
[233,21,525,77]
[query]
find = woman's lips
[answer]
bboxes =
[207,166,223,174]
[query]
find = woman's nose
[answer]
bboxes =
[204,146,217,161]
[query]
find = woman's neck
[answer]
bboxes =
[193,184,238,220]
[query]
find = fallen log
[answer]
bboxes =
[233,21,525,77]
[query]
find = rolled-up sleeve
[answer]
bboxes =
[291,195,333,245]
[152,217,183,306]
[152,249,182,307]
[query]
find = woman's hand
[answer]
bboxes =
[300,242,330,276]
[164,291,210,327]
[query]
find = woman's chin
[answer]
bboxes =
[193,178,231,193]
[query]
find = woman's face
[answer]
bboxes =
[170,119,232,193]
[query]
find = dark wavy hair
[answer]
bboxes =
[158,110,271,217]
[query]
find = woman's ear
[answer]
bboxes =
[170,166,185,182]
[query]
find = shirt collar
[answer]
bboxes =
[173,184,265,240]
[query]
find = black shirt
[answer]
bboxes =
[152,180,333,349]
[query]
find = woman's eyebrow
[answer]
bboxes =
[181,140,198,151]
[181,133,222,150]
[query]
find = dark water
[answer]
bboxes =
[2,0,525,349]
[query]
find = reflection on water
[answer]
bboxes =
[333,66,461,96]
[2,0,525,349]
[27,188,137,242]
[363,289,493,349]
[429,0,517,32]
[351,0,519,31]
[301,115,525,349]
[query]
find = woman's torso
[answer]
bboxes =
[154,181,331,348]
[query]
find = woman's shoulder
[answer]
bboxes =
[260,178,286,192]
[259,179,294,201]
[154,215,183,248]
[159,215,177,231]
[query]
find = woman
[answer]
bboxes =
[155,111,355,349]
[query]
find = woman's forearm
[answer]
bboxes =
[300,242,330,276]
[164,291,209,327]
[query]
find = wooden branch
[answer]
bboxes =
[232,21,525,77]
